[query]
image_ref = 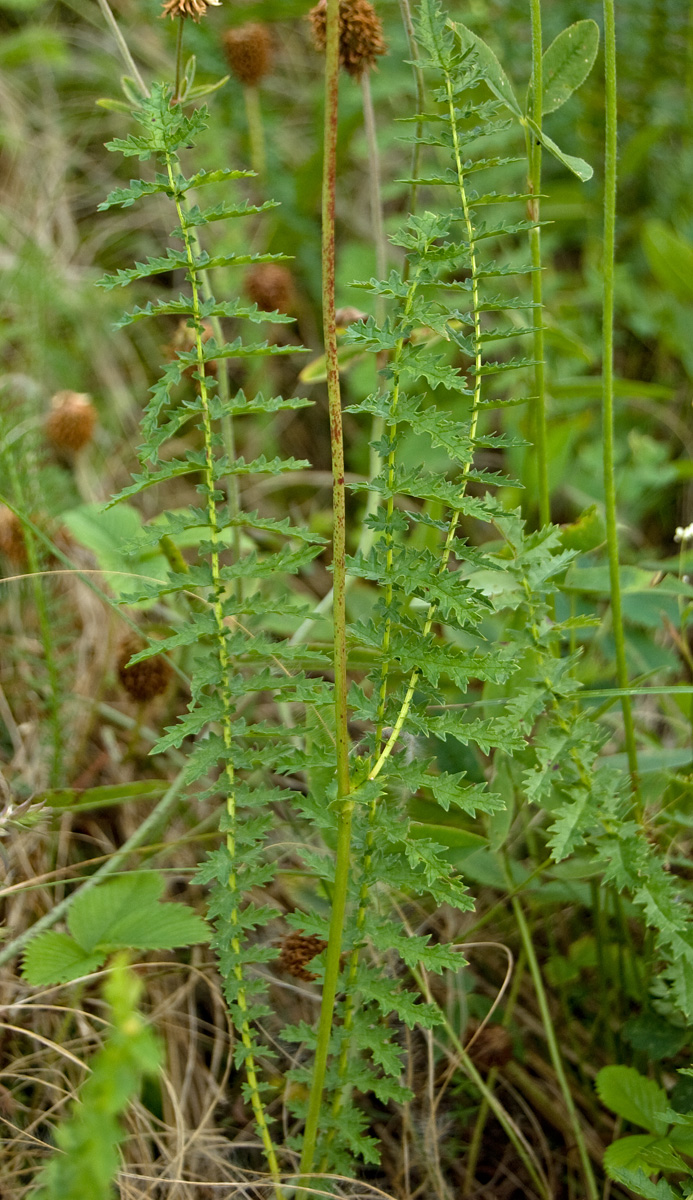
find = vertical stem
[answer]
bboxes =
[299,0,352,1177]
[244,85,267,179]
[95,0,149,97]
[369,69,484,784]
[397,0,426,225]
[511,893,598,1200]
[174,16,185,102]
[601,0,640,806]
[527,0,550,527]
[360,71,388,550]
[167,154,282,1192]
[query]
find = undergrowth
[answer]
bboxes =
[2,0,693,1198]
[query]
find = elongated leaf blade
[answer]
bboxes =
[449,20,522,116]
[541,20,600,114]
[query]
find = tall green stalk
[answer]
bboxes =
[601,0,640,805]
[167,154,283,1190]
[511,892,598,1200]
[299,0,353,1176]
[527,0,550,527]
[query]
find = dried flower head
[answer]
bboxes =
[223,23,273,87]
[279,931,327,981]
[117,634,172,704]
[167,318,214,357]
[161,0,221,21]
[308,0,386,78]
[244,264,295,315]
[466,1024,513,1072]
[45,391,96,454]
[0,507,26,566]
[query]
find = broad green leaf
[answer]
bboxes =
[101,904,209,950]
[525,118,593,181]
[559,505,606,553]
[642,220,693,304]
[605,1168,680,1200]
[596,1066,668,1135]
[540,21,600,115]
[61,503,169,606]
[604,1135,684,1175]
[68,874,165,952]
[449,21,522,116]
[22,932,105,986]
[68,872,208,954]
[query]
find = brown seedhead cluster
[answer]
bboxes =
[466,1024,513,1072]
[45,391,96,454]
[117,634,173,704]
[161,0,221,21]
[0,507,26,566]
[279,931,327,981]
[308,0,386,77]
[167,317,214,357]
[223,23,273,87]
[244,264,295,315]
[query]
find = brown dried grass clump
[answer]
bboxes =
[0,506,26,566]
[223,23,273,87]
[244,264,295,315]
[279,931,327,981]
[308,0,386,77]
[117,634,172,703]
[161,0,221,21]
[45,391,96,453]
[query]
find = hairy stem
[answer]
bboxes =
[174,17,185,101]
[299,0,352,1177]
[527,0,550,527]
[167,153,282,1188]
[95,0,149,97]
[397,0,426,224]
[601,0,640,806]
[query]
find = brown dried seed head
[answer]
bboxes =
[45,391,96,453]
[244,264,295,315]
[279,931,327,981]
[223,24,273,87]
[117,634,172,704]
[161,0,221,21]
[167,318,214,357]
[308,0,386,78]
[0,507,26,566]
[466,1024,513,1072]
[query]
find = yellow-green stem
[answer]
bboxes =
[510,889,598,1200]
[601,0,640,807]
[527,0,550,527]
[370,70,483,783]
[167,152,282,1189]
